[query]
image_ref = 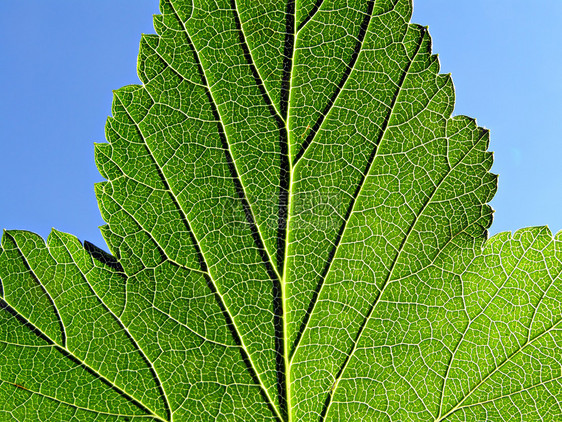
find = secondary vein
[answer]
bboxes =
[56,232,172,421]
[4,231,67,348]
[290,6,416,364]
[322,123,487,420]
[0,298,159,420]
[125,6,284,419]
[116,91,282,421]
[293,0,376,166]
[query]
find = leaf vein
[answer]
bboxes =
[322,72,485,420]
[0,299,158,419]
[3,232,67,348]
[0,380,165,421]
[114,82,282,421]
[436,319,562,422]
[55,232,172,421]
[293,0,375,166]
[438,229,553,419]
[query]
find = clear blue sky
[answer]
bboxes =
[1,1,561,250]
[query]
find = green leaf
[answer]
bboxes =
[0,230,166,420]
[437,227,562,421]
[1,0,560,420]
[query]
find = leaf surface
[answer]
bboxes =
[1,0,561,421]
[438,227,562,421]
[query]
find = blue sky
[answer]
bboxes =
[1,1,561,250]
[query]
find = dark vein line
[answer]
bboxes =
[200,269,285,421]
[98,202,240,350]
[58,348,160,419]
[203,70,286,419]
[296,0,325,33]
[277,0,294,271]
[102,183,208,276]
[289,11,419,362]
[167,3,281,281]
[0,299,158,419]
[232,0,286,124]
[0,299,52,345]
[103,176,275,411]
[56,233,172,422]
[165,5,288,420]
[3,231,67,348]
[229,20,291,399]
[116,24,282,419]
[231,0,293,284]
[114,96,209,276]
[230,0,291,271]
[163,1,288,281]
[280,0,296,121]
[277,1,295,419]
[293,0,375,166]
[116,92,281,416]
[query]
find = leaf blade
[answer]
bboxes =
[0,230,167,420]
[3,1,562,420]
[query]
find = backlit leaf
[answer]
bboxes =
[1,1,560,420]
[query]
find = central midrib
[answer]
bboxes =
[281,2,296,420]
